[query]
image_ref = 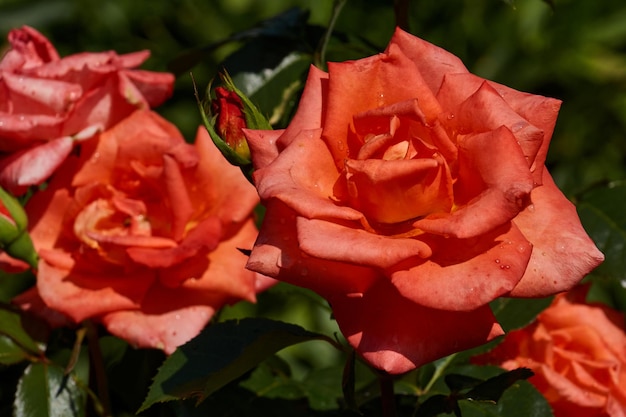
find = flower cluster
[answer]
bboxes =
[1,27,272,352]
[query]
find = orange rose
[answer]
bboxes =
[244,28,604,374]
[473,289,626,417]
[14,109,272,353]
[0,26,174,195]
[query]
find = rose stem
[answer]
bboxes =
[85,320,112,417]
[379,374,397,417]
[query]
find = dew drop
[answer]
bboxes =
[446,113,455,120]
[511,121,526,133]
[527,204,535,212]
[495,259,501,264]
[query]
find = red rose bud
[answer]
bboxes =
[196,73,271,173]
[212,87,251,161]
[0,187,37,269]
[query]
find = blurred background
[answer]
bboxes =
[1,0,624,197]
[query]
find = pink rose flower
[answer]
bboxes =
[0,26,174,195]
[243,28,604,374]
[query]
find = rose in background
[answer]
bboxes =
[473,287,626,417]
[243,27,604,374]
[13,109,272,353]
[0,26,174,195]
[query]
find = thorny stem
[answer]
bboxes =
[315,0,348,69]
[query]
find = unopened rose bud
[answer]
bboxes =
[196,72,271,174]
[211,87,251,161]
[0,187,37,269]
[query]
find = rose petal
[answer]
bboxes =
[297,217,432,269]
[247,199,378,296]
[388,27,468,95]
[162,154,194,241]
[36,252,155,322]
[509,171,604,297]
[344,157,452,223]
[123,69,174,108]
[253,130,364,222]
[101,304,214,353]
[2,72,82,114]
[0,136,73,194]
[329,278,504,374]
[414,126,534,238]
[390,221,532,311]
[245,128,285,170]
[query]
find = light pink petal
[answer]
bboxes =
[2,72,82,114]
[0,136,73,195]
[0,26,59,72]
[0,113,66,149]
[510,171,604,297]
[123,69,174,108]
[330,278,504,374]
[390,222,532,311]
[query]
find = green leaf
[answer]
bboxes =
[0,334,29,365]
[13,362,87,417]
[139,318,340,412]
[464,368,533,402]
[577,181,626,312]
[453,365,553,417]
[0,304,44,356]
[489,296,553,332]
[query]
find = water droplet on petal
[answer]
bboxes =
[495,259,501,264]
[527,204,535,212]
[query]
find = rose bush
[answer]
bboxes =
[0,26,174,195]
[243,28,604,374]
[473,288,626,417]
[13,109,272,353]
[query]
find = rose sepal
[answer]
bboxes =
[0,187,38,269]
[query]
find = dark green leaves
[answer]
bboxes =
[139,318,342,412]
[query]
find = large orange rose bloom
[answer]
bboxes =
[244,28,604,374]
[474,290,626,417]
[14,110,272,353]
[0,26,174,195]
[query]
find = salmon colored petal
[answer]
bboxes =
[388,27,468,95]
[323,43,441,167]
[127,216,221,270]
[390,222,532,311]
[11,287,73,328]
[0,136,73,194]
[297,217,432,269]
[244,128,285,170]
[329,279,504,374]
[36,253,155,322]
[247,199,378,296]
[162,154,194,241]
[192,126,259,226]
[509,172,604,297]
[414,126,533,238]
[344,157,452,223]
[101,304,214,353]
[0,113,65,149]
[253,131,363,222]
